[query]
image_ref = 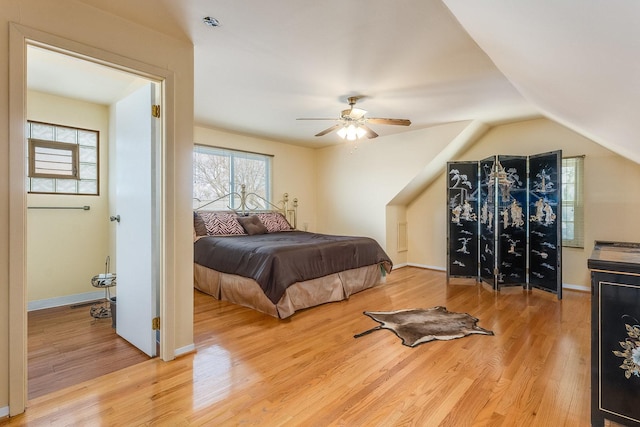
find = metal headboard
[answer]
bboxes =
[194,184,298,229]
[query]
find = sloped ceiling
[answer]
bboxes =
[55,0,640,162]
[444,0,640,164]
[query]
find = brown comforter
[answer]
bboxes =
[194,231,392,304]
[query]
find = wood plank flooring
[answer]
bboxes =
[27,301,149,399]
[1,267,608,426]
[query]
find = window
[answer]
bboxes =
[193,145,272,210]
[27,121,99,195]
[561,156,584,248]
[29,139,79,179]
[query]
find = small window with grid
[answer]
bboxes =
[27,121,99,195]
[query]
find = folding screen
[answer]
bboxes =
[447,151,562,298]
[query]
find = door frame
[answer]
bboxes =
[9,23,177,415]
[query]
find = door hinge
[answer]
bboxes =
[151,105,161,118]
[152,317,160,330]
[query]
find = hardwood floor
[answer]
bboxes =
[27,301,149,399]
[2,267,603,425]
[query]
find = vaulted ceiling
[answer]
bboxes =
[444,0,640,164]
[41,0,640,162]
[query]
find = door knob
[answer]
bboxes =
[110,215,121,223]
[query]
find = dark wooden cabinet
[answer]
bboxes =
[588,241,640,427]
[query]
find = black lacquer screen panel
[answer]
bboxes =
[447,161,479,278]
[496,156,528,286]
[479,157,496,287]
[528,151,562,297]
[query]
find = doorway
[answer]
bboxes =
[9,27,167,410]
[25,46,160,397]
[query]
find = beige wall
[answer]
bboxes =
[26,91,111,303]
[406,172,449,270]
[1,0,194,414]
[407,118,640,287]
[194,126,317,230]
[385,205,408,265]
[315,121,471,266]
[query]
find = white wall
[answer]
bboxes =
[194,126,317,230]
[26,91,111,305]
[407,118,640,287]
[315,121,470,265]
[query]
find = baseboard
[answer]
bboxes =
[28,290,107,311]
[391,263,408,270]
[0,405,9,418]
[407,263,446,272]
[399,265,590,292]
[563,283,590,292]
[174,343,196,357]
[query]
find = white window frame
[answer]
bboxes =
[28,138,79,179]
[193,145,272,210]
[561,156,584,248]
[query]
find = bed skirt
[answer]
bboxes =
[194,262,385,318]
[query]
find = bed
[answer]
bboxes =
[193,187,392,318]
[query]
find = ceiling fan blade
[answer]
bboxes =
[296,118,339,121]
[367,118,411,126]
[315,123,342,137]
[362,125,378,139]
[301,96,409,138]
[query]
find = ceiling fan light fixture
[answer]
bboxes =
[346,124,358,141]
[299,95,410,140]
[337,123,367,141]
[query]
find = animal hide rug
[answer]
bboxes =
[354,306,494,347]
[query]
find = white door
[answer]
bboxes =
[113,83,159,357]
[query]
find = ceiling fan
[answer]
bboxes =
[297,96,411,139]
